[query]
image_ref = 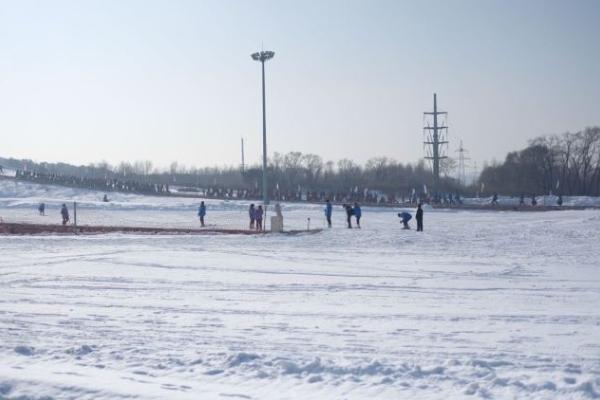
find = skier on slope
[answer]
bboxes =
[38,203,45,216]
[198,201,206,227]
[416,203,424,232]
[60,204,69,226]
[324,199,332,228]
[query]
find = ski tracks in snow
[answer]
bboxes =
[1,194,600,398]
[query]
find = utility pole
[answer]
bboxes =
[240,137,245,173]
[455,140,470,186]
[423,93,448,193]
[251,50,275,206]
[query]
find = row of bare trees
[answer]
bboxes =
[2,152,461,198]
[479,127,600,196]
[12,125,600,199]
[242,152,460,195]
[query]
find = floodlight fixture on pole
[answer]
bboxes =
[251,50,275,207]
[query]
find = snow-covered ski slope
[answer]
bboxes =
[1,180,600,399]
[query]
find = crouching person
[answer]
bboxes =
[398,211,412,229]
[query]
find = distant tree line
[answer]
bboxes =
[246,152,461,196]
[1,153,463,203]
[479,127,600,196]
[5,127,599,201]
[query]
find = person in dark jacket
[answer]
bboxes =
[343,204,353,228]
[249,204,256,229]
[60,204,69,226]
[491,193,498,205]
[38,202,45,216]
[324,199,333,228]
[198,201,206,227]
[255,205,264,231]
[416,203,424,232]
[353,202,362,228]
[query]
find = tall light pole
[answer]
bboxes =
[251,50,275,206]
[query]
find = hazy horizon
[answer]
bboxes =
[1,0,599,171]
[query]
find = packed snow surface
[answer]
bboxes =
[1,180,600,399]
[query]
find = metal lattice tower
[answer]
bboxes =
[423,93,448,191]
[455,140,470,186]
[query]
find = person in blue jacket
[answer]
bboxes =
[353,202,362,228]
[198,201,206,227]
[398,211,412,229]
[324,199,332,228]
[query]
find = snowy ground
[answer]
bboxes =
[1,180,600,399]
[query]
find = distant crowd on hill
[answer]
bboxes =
[14,169,171,195]
[10,168,464,205]
[1,151,468,205]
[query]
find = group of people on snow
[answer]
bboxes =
[342,202,362,229]
[323,200,423,231]
[196,202,267,231]
[195,199,419,232]
[248,204,264,231]
[324,200,362,229]
[39,194,112,226]
[397,204,424,231]
[38,196,424,233]
[35,202,68,224]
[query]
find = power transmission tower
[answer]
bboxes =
[423,93,448,192]
[455,140,470,186]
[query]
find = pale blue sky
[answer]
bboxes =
[0,0,598,170]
